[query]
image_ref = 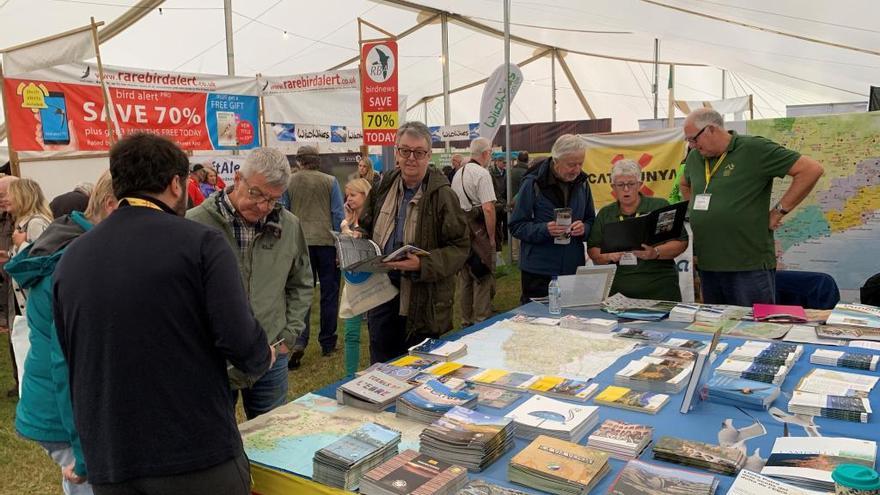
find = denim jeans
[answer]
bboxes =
[699,269,776,306]
[37,440,94,495]
[236,352,289,420]
[296,245,340,352]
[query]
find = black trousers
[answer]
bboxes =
[92,452,250,495]
[296,245,340,352]
[366,294,422,364]
[520,269,553,305]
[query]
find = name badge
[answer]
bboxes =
[693,193,712,211]
[620,252,638,266]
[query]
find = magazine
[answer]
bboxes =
[332,232,430,272]
[472,385,523,409]
[826,303,880,329]
[609,459,718,495]
[359,449,468,495]
[587,420,653,460]
[653,436,746,475]
[505,394,599,442]
[509,435,610,495]
[817,324,880,342]
[794,368,878,397]
[594,385,669,414]
[762,436,877,491]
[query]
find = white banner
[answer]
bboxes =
[2,26,95,76]
[265,123,364,145]
[429,123,478,143]
[258,69,358,95]
[478,64,523,142]
[191,155,246,186]
[19,62,261,95]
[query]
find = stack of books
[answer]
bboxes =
[418,406,515,472]
[417,362,483,384]
[505,394,599,443]
[519,375,599,402]
[508,435,610,495]
[727,341,803,367]
[794,368,879,397]
[660,337,706,350]
[609,460,719,495]
[696,305,732,323]
[705,375,780,410]
[312,422,401,491]
[788,390,872,423]
[762,436,877,492]
[810,349,879,371]
[653,436,746,475]
[613,327,667,343]
[614,356,693,393]
[594,385,669,414]
[336,369,414,411]
[649,343,728,364]
[714,358,789,385]
[396,379,478,424]
[468,369,535,391]
[409,338,468,362]
[587,419,653,459]
[472,384,523,409]
[559,316,617,332]
[360,449,468,495]
[669,303,700,323]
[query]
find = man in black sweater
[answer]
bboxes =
[53,133,274,495]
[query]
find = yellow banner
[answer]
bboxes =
[581,128,686,210]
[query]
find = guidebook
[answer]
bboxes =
[587,420,653,460]
[609,459,718,495]
[509,435,610,495]
[599,200,688,253]
[761,436,877,492]
[332,232,430,272]
[594,385,669,414]
[360,449,468,495]
[728,470,813,495]
[826,303,880,329]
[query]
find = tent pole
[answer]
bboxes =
[224,0,235,76]
[504,0,513,264]
[441,13,451,152]
[0,64,21,176]
[667,64,675,128]
[653,38,659,119]
[423,100,428,124]
[556,52,596,120]
[551,49,557,122]
[721,69,727,99]
[91,17,117,146]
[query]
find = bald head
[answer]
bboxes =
[0,175,20,213]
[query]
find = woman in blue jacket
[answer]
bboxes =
[6,171,116,493]
[509,134,596,304]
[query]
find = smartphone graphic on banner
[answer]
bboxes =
[40,92,70,145]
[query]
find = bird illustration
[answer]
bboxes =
[375,48,390,79]
[744,448,766,472]
[80,66,91,79]
[718,418,766,454]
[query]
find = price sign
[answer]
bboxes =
[360,40,398,146]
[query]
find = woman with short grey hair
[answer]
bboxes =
[586,158,688,301]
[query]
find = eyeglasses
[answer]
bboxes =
[241,176,282,207]
[685,125,710,144]
[612,181,640,190]
[396,147,430,160]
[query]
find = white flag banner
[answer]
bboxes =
[478,64,523,142]
[2,26,95,76]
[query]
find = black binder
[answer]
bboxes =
[600,201,688,253]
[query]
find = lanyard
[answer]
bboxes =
[122,197,163,211]
[619,211,642,222]
[703,151,728,194]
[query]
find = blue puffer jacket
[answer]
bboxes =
[6,212,92,477]
[509,157,596,276]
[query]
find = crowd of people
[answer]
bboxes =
[1,109,826,493]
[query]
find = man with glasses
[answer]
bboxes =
[358,121,469,363]
[510,134,596,304]
[587,159,688,300]
[188,147,313,419]
[679,108,823,306]
[286,145,345,368]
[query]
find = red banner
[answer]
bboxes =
[360,40,399,146]
[3,76,261,152]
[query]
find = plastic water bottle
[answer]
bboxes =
[548,276,562,315]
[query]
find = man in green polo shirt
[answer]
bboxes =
[679,108,824,306]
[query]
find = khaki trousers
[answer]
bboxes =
[458,267,495,326]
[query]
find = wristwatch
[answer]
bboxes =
[773,202,790,215]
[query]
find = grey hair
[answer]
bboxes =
[610,159,642,183]
[688,108,725,130]
[75,181,95,196]
[396,121,432,150]
[241,147,291,188]
[551,134,587,160]
[469,137,491,157]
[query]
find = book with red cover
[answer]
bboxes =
[753,304,808,323]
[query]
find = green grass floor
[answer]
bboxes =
[0,254,522,494]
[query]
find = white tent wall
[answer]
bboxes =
[19,157,109,200]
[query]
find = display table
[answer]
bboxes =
[245,302,880,494]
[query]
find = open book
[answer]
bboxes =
[332,232,429,272]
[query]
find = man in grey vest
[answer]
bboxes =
[287,146,345,368]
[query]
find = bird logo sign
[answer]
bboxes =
[365,44,395,84]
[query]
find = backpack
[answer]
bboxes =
[862,273,880,306]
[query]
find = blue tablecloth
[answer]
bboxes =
[312,303,880,494]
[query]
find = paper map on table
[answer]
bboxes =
[454,319,638,380]
[240,393,423,478]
